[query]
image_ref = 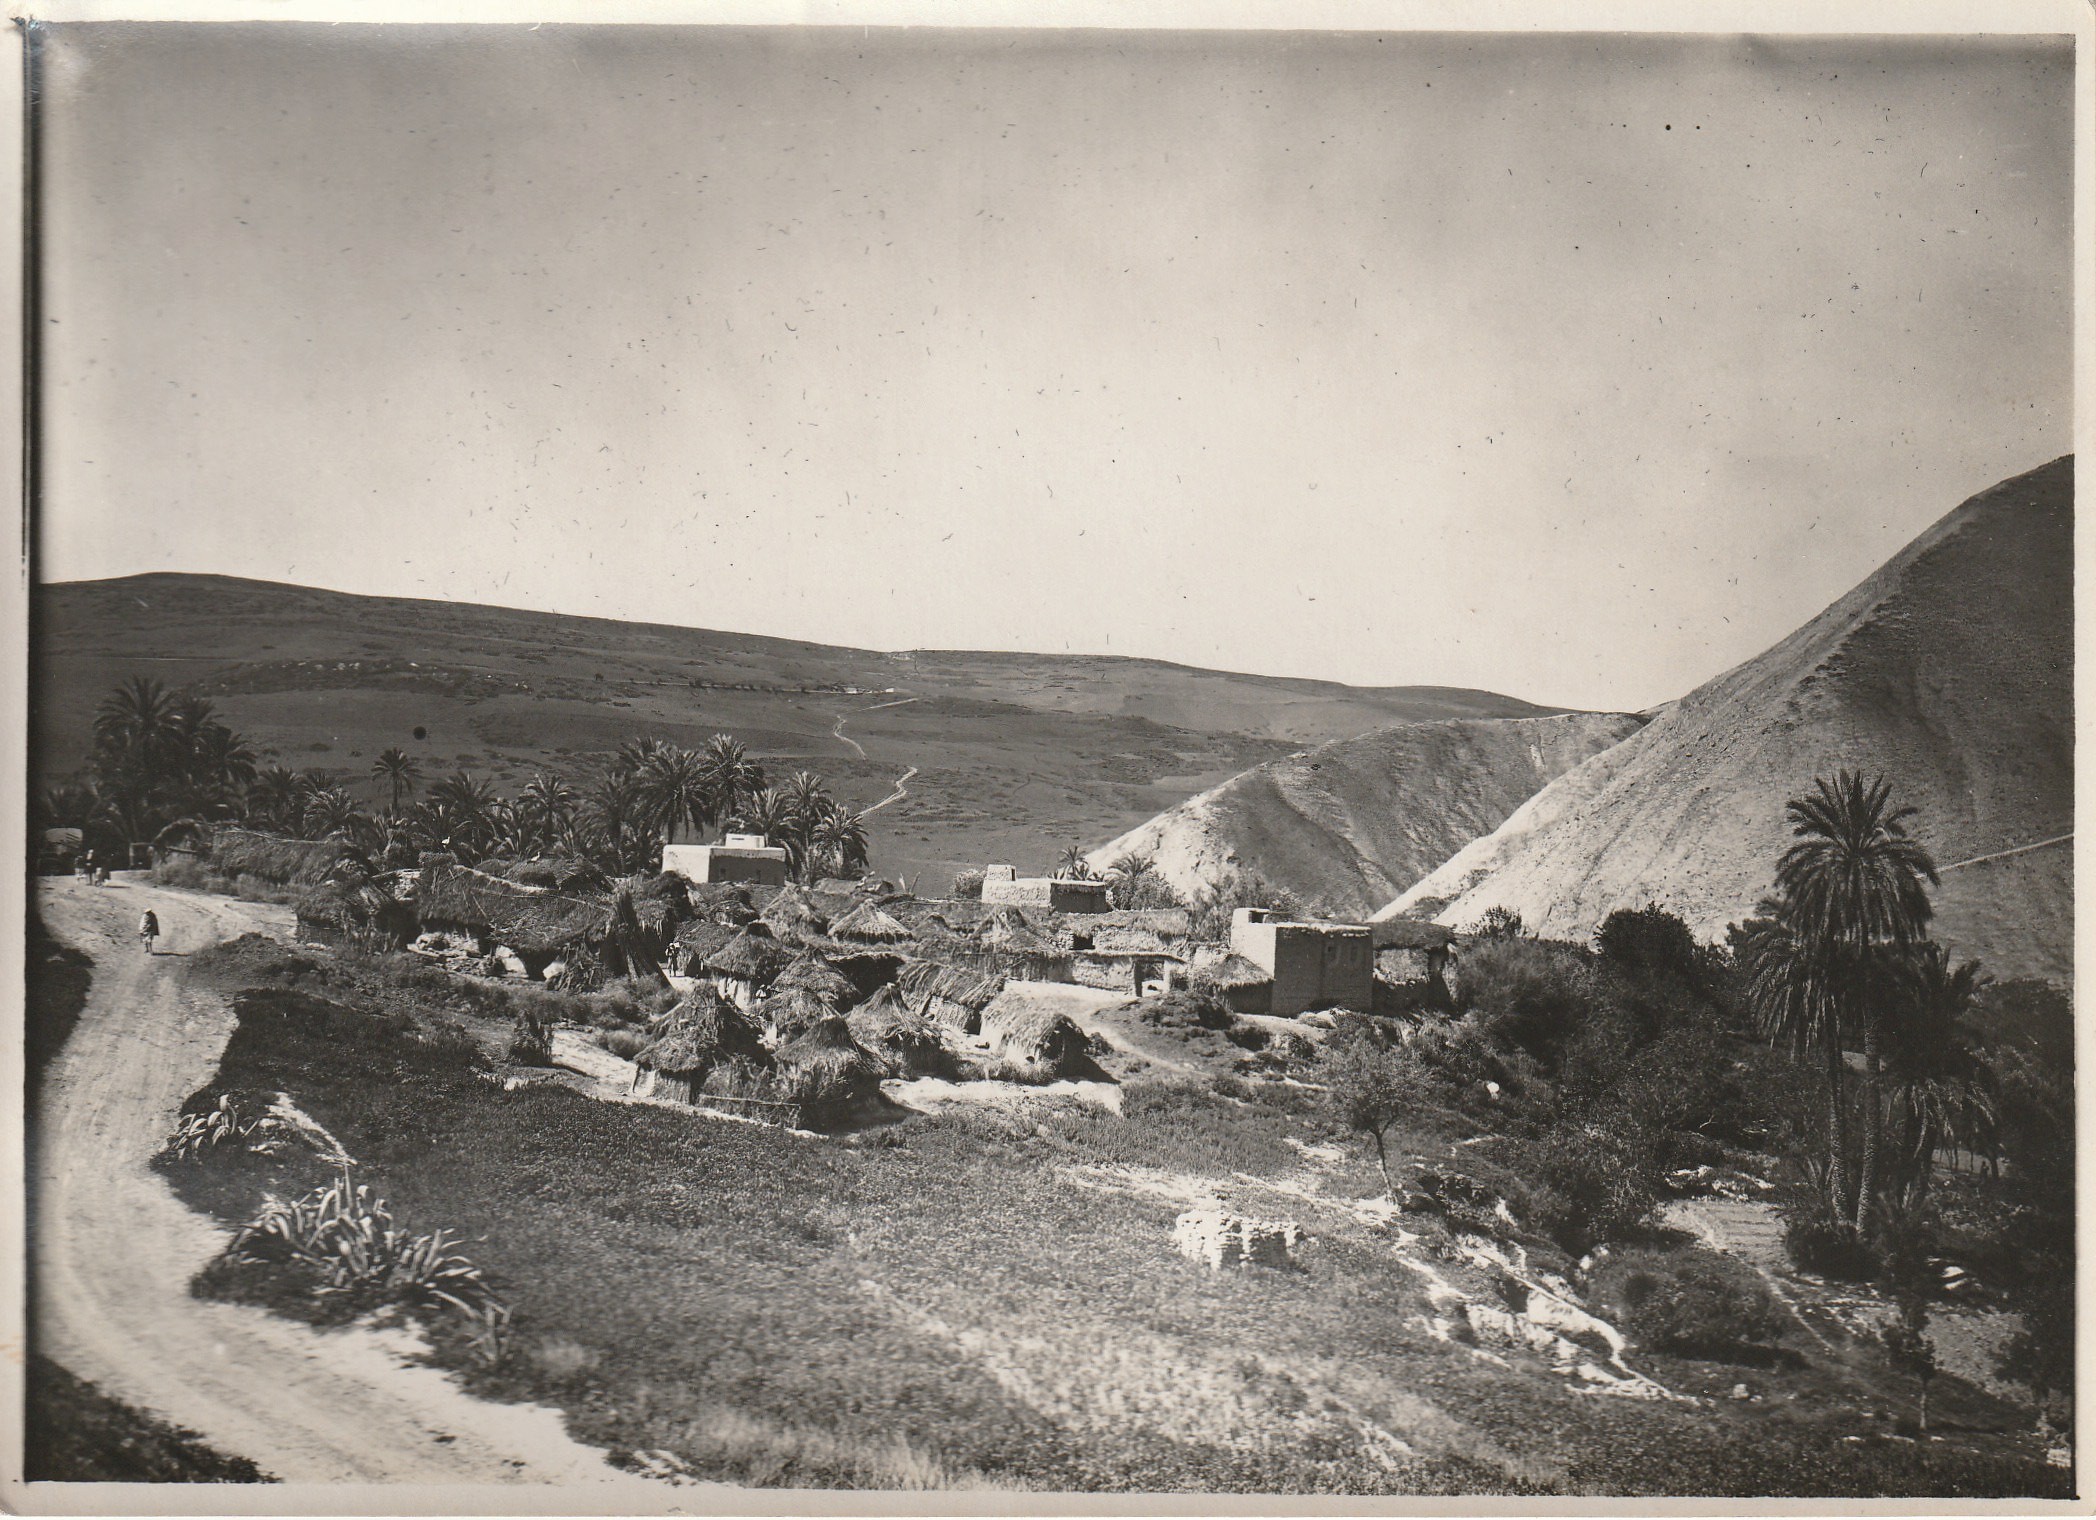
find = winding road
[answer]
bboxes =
[28,876,670,1491]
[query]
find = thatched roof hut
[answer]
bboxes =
[684,879,759,925]
[207,825,353,888]
[896,961,1005,1034]
[976,906,1056,953]
[415,857,616,958]
[846,987,953,1078]
[635,992,771,1103]
[294,881,416,950]
[979,987,1109,1081]
[502,857,608,891]
[753,986,838,1046]
[671,918,739,976]
[700,923,793,1005]
[828,899,915,946]
[760,884,831,945]
[1187,949,1275,1016]
[771,952,858,1007]
[776,1014,892,1085]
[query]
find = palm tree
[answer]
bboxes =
[426,771,501,858]
[809,798,869,882]
[371,748,421,812]
[698,734,764,826]
[636,744,714,846]
[1056,843,1098,880]
[578,767,651,875]
[92,676,181,766]
[1737,895,1850,1215]
[302,786,368,843]
[1773,771,1939,1229]
[244,766,304,833]
[514,773,576,855]
[1879,944,1996,1210]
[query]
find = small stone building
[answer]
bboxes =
[978,864,1112,914]
[1228,907,1374,1017]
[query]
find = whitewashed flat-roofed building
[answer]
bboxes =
[663,832,790,887]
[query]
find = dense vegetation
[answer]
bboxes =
[159,945,2066,1496]
[37,676,869,882]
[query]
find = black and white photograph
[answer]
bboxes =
[7,2,2084,1505]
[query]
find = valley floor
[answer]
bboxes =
[22,878,2070,1499]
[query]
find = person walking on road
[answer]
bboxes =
[139,909,160,955]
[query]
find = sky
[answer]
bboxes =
[34,24,2074,712]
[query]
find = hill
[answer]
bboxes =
[1378,457,2074,984]
[29,573,1552,889]
[1088,711,1645,917]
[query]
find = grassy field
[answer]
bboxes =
[153,944,2067,1498]
[33,572,1555,887]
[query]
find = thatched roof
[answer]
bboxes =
[637,992,769,1077]
[979,988,1102,1076]
[414,859,614,955]
[975,906,1057,954]
[671,918,739,970]
[684,880,758,922]
[760,884,831,943]
[1189,951,1273,991]
[208,826,352,888]
[1087,907,1196,939]
[701,923,793,983]
[294,883,369,929]
[502,857,607,891]
[828,899,915,945]
[897,960,1005,1013]
[775,1015,891,1085]
[1372,917,1458,952]
[772,953,858,1008]
[1087,926,1178,955]
[753,986,839,1045]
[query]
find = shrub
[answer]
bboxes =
[597,1026,648,1061]
[1518,1117,1663,1254]
[509,1010,554,1066]
[1455,935,1599,1065]
[1780,1203,1880,1281]
[1588,1248,1785,1359]
[951,869,985,901]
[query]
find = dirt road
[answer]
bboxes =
[30,877,669,1490]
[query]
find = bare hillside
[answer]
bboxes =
[31,574,1550,890]
[1090,711,1645,917]
[1380,457,2073,984]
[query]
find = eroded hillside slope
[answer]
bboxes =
[1091,711,1645,917]
[1380,457,2073,983]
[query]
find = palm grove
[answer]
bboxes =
[39,677,870,883]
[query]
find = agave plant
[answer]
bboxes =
[160,1094,272,1164]
[229,1169,510,1357]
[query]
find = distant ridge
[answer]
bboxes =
[1379,456,2073,984]
[32,570,1555,889]
[1090,710,1644,918]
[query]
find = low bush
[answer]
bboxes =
[598,1026,649,1061]
[1588,1248,1785,1360]
[1513,1118,1663,1255]
[509,1010,554,1067]
[1781,1204,1880,1282]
